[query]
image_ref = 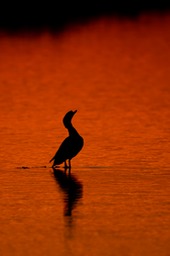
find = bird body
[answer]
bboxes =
[50,110,84,169]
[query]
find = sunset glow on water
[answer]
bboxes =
[0,14,170,256]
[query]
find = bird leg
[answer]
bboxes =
[64,160,71,173]
[64,161,68,170]
[68,159,71,170]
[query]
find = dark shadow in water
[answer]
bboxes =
[53,168,83,216]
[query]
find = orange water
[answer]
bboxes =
[0,14,170,256]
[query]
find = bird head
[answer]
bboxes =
[63,110,77,128]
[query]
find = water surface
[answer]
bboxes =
[0,14,170,256]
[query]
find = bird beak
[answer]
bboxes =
[73,110,77,114]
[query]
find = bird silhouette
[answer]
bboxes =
[49,110,84,170]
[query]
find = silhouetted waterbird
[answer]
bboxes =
[50,110,84,169]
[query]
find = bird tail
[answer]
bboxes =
[49,157,54,163]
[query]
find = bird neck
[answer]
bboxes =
[67,124,79,136]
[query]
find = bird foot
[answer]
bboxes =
[64,165,69,170]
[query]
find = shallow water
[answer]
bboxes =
[0,14,170,256]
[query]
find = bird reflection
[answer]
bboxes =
[53,168,83,216]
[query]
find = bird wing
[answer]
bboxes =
[52,137,72,165]
[50,134,83,166]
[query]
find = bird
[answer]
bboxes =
[49,110,84,170]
